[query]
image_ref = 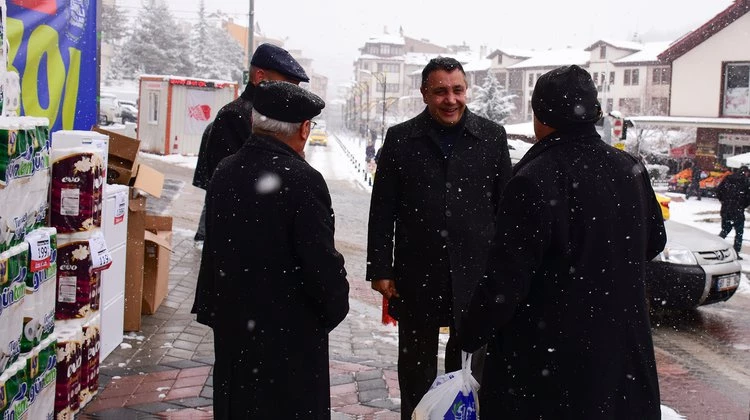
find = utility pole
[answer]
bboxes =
[247,0,254,70]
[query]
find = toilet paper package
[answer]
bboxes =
[0,118,20,187]
[26,335,56,420]
[0,244,28,373]
[54,326,82,418]
[50,146,104,233]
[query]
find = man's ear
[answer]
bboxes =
[251,68,265,85]
[300,120,312,141]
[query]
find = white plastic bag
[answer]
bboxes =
[412,351,480,420]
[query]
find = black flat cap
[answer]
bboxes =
[253,81,324,123]
[532,65,602,129]
[251,43,309,83]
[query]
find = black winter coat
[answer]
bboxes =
[716,172,750,218]
[460,125,666,419]
[194,84,255,186]
[192,121,213,190]
[192,134,350,419]
[367,109,512,325]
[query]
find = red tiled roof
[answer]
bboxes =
[658,0,750,62]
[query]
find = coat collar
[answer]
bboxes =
[408,107,484,140]
[513,125,600,174]
[248,133,306,162]
[240,82,256,101]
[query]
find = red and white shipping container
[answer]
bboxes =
[137,75,238,155]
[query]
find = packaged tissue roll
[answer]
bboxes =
[0,244,28,372]
[50,147,104,233]
[0,118,20,187]
[54,326,82,418]
[55,234,94,320]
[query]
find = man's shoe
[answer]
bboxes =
[194,232,205,241]
[738,256,744,260]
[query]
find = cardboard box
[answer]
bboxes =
[93,127,140,185]
[93,128,166,330]
[93,127,164,198]
[142,215,173,315]
[124,193,147,331]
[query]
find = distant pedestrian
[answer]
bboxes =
[193,43,309,241]
[366,57,512,420]
[192,81,349,419]
[459,65,666,418]
[717,166,750,258]
[685,159,702,200]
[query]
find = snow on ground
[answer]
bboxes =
[140,151,198,170]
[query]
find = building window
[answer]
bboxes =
[606,98,613,113]
[528,73,534,88]
[148,91,159,124]
[600,45,607,59]
[377,63,400,73]
[650,97,669,115]
[652,68,671,85]
[361,62,369,71]
[497,55,503,65]
[624,69,639,86]
[723,62,750,117]
[609,72,615,85]
[618,98,641,114]
[376,83,400,93]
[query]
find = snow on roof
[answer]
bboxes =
[404,52,441,66]
[615,42,672,64]
[588,39,645,51]
[463,58,492,72]
[366,34,405,45]
[508,48,589,69]
[491,48,538,59]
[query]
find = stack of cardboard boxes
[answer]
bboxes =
[94,127,173,332]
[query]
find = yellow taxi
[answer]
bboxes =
[309,128,328,146]
[655,193,670,220]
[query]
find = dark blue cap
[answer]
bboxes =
[253,81,324,123]
[532,65,602,129]
[251,43,309,83]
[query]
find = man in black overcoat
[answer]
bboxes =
[193,43,309,240]
[192,81,349,419]
[460,65,666,419]
[366,57,512,419]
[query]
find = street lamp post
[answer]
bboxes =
[359,69,387,143]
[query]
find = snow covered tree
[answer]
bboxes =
[114,0,193,79]
[469,71,516,124]
[101,2,129,47]
[189,2,245,82]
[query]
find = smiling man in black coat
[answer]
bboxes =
[460,65,666,418]
[366,57,512,419]
[192,81,349,419]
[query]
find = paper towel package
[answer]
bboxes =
[26,335,57,420]
[50,147,104,233]
[54,326,82,418]
[79,313,100,406]
[22,228,58,354]
[0,244,28,373]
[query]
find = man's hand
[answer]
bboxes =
[371,279,400,300]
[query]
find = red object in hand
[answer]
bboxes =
[381,296,397,326]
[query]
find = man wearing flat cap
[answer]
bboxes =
[460,65,666,418]
[193,81,350,419]
[193,43,309,241]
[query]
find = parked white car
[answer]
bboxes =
[100,93,121,124]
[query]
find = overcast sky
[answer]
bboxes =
[119,0,735,99]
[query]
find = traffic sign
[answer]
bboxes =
[612,118,623,139]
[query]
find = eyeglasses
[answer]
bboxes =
[310,121,318,129]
